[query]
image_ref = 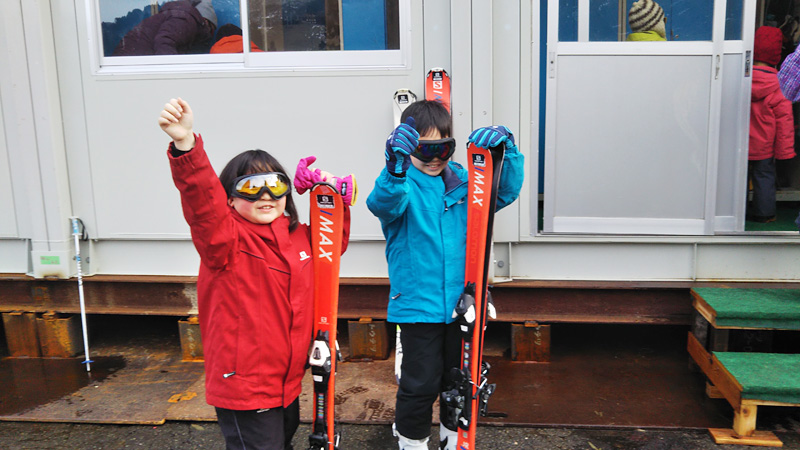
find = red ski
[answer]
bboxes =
[425,68,451,113]
[308,182,344,450]
[452,142,505,449]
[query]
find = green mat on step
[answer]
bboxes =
[713,352,800,404]
[692,288,800,330]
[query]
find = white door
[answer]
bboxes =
[715,0,756,233]
[543,0,750,235]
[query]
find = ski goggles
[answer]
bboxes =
[231,172,291,201]
[411,137,457,163]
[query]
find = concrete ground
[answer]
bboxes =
[2,316,799,449]
[2,420,800,450]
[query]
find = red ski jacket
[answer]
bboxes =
[169,135,350,410]
[749,66,795,161]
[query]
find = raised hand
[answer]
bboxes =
[158,98,195,150]
[294,156,324,194]
[294,156,358,205]
[385,117,419,175]
[468,126,515,150]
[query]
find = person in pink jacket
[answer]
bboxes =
[749,26,796,223]
[158,98,351,450]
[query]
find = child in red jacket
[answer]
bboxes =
[158,98,350,450]
[749,26,796,223]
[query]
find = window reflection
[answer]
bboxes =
[626,0,667,41]
[110,0,218,56]
[558,0,578,42]
[211,24,265,53]
[248,0,337,51]
[558,0,715,42]
[247,0,399,52]
[100,0,400,57]
[725,0,744,40]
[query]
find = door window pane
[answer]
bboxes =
[563,0,718,42]
[558,0,578,42]
[725,0,744,40]
[590,1,624,41]
[627,0,714,41]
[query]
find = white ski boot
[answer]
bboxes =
[439,424,458,450]
[393,423,429,450]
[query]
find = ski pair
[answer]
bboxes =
[392,68,451,126]
[308,182,345,450]
[393,67,500,448]
[393,67,454,382]
[446,143,505,450]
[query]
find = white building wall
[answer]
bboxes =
[0,0,799,282]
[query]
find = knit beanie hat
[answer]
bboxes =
[753,26,783,66]
[192,0,218,28]
[629,0,665,34]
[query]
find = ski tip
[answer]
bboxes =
[393,89,417,110]
[393,88,417,99]
[310,181,339,194]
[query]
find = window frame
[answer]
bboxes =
[89,0,411,74]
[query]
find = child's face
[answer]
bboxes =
[411,129,449,176]
[228,193,287,225]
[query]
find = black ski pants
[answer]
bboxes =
[395,321,462,440]
[215,397,299,450]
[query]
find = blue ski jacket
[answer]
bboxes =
[367,148,524,324]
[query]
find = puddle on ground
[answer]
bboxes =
[0,356,125,416]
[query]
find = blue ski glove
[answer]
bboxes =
[385,117,419,176]
[468,125,516,150]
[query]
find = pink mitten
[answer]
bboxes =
[294,156,358,206]
[331,174,358,206]
[294,156,323,194]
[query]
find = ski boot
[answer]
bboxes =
[439,424,458,450]
[393,423,429,450]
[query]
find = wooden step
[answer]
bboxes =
[688,332,800,447]
[691,288,800,330]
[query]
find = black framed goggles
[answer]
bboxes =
[411,137,456,162]
[231,172,291,201]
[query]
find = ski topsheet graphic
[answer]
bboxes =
[393,89,417,127]
[449,142,504,450]
[425,68,451,113]
[308,183,344,450]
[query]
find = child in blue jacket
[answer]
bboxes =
[366,100,524,450]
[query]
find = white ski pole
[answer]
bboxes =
[70,217,93,372]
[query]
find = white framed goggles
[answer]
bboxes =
[231,172,291,201]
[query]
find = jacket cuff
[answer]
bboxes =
[381,168,408,183]
[168,133,200,158]
[505,142,519,154]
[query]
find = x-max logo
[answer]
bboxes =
[471,153,488,206]
[471,168,486,206]
[316,195,336,262]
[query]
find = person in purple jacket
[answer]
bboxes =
[113,0,217,56]
[778,28,800,232]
